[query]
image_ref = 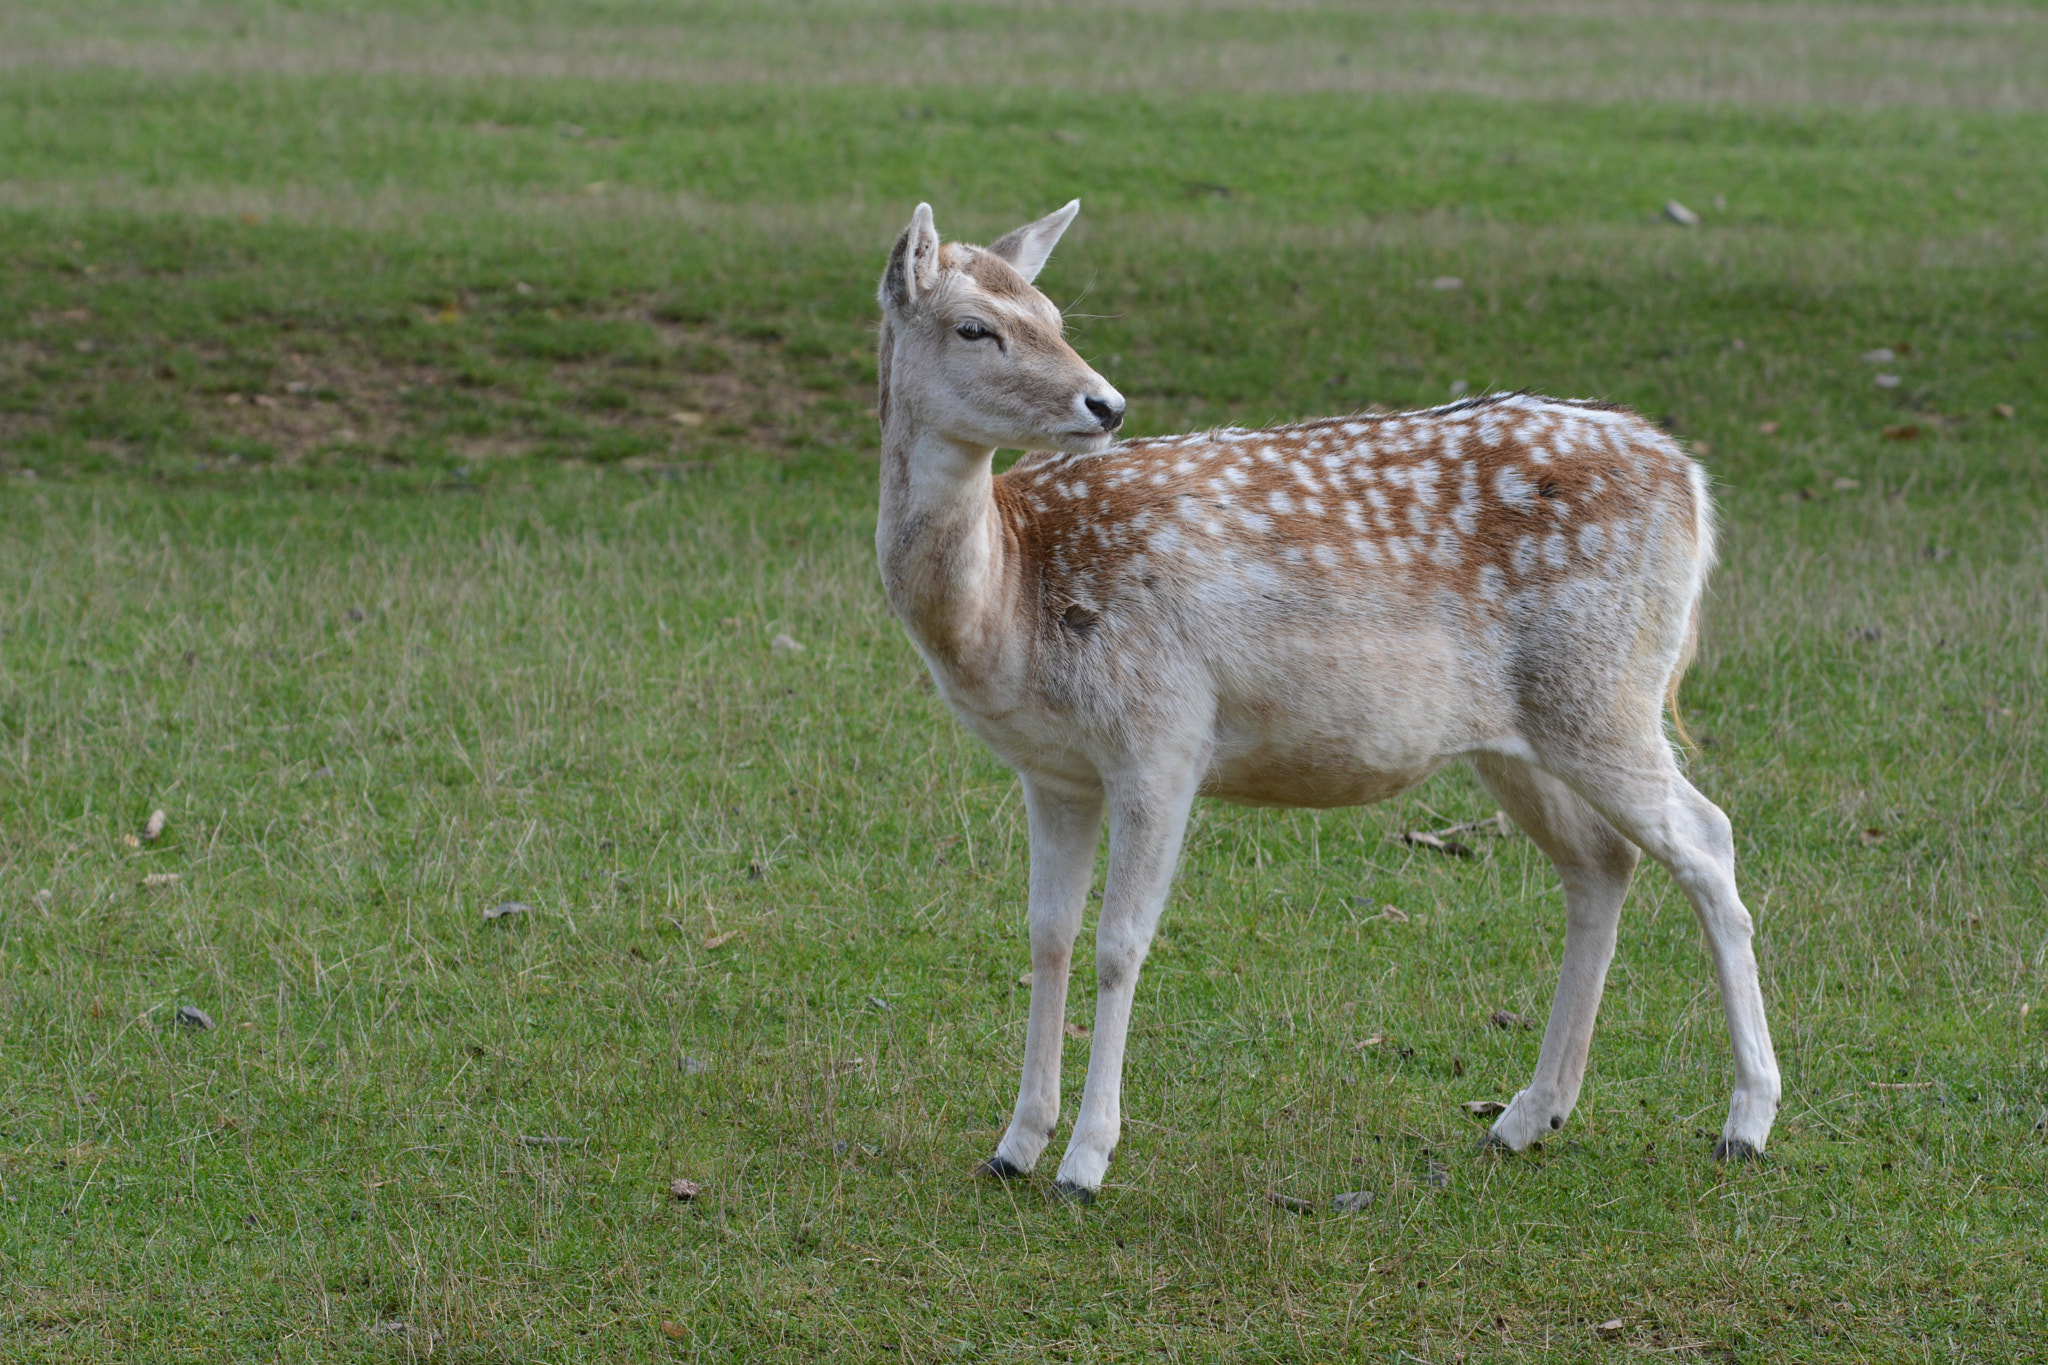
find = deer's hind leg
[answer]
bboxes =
[1546,747,1780,1160]
[1471,751,1642,1152]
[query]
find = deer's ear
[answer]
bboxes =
[881,203,942,311]
[986,199,1079,284]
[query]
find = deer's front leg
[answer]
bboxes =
[1053,766,1201,1200]
[984,778,1102,1178]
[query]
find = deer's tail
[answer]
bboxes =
[1668,456,1717,756]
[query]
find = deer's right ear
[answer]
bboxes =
[881,203,942,312]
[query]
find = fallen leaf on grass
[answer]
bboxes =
[1430,275,1463,290]
[1858,828,1885,847]
[865,995,892,1012]
[142,809,167,842]
[1331,1190,1376,1212]
[1881,423,1920,440]
[1378,905,1409,924]
[1267,1191,1315,1213]
[1596,1318,1625,1338]
[770,633,804,652]
[1873,374,1902,390]
[1662,199,1701,227]
[1862,347,1897,364]
[1063,1021,1091,1041]
[1832,476,1862,491]
[658,1320,688,1340]
[1993,403,2016,419]
[176,1005,215,1030]
[667,410,705,427]
[483,900,529,921]
[668,1177,701,1201]
[517,1134,577,1147]
[1357,1033,1387,1048]
[1463,1099,1509,1117]
[1490,1009,1537,1030]
[1756,420,1781,435]
[122,832,140,848]
[1397,830,1473,858]
[142,872,181,888]
[1392,811,1514,859]
[368,1320,409,1337]
[702,930,741,950]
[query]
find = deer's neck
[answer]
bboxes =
[876,424,1017,677]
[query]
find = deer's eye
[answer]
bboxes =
[954,321,995,342]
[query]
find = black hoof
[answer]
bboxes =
[1478,1131,1514,1153]
[1712,1138,1762,1163]
[1052,1179,1097,1205]
[975,1156,1028,1180]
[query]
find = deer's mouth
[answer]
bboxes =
[1059,428,1117,452]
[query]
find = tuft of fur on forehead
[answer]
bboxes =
[910,241,1042,310]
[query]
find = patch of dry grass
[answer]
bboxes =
[6,1,2048,107]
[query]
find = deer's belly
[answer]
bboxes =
[1200,748,1444,809]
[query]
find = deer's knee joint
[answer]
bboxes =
[1030,944,1072,973]
[1095,945,1145,994]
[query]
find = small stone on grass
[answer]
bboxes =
[483,900,529,921]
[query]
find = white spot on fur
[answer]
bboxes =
[1511,535,1538,577]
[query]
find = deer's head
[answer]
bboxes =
[877,201,1125,455]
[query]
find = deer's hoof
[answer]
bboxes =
[975,1156,1028,1180]
[1051,1179,1097,1205]
[1712,1138,1763,1163]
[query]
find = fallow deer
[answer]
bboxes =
[874,201,1780,1200]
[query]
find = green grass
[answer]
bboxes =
[3,3,2047,1361]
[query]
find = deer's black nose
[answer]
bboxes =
[1085,396,1125,432]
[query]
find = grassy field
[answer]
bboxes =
[3,2,2047,1361]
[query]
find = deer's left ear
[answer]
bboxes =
[986,199,1080,284]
